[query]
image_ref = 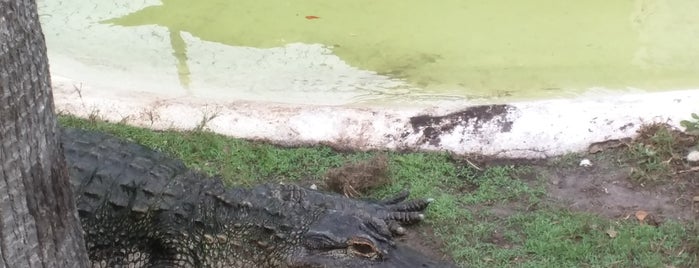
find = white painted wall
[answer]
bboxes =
[52,75,699,158]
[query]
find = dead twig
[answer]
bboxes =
[675,166,699,174]
[464,158,482,171]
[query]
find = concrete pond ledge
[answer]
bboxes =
[52,75,699,159]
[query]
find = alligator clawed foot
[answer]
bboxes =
[373,190,433,236]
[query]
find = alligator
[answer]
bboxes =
[61,127,454,268]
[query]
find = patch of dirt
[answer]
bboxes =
[398,225,456,265]
[542,160,698,221]
[485,229,514,249]
[545,124,699,222]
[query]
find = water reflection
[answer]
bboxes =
[169,29,190,88]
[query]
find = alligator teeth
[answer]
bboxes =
[395,227,406,235]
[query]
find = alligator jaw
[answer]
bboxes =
[288,242,456,268]
[284,209,455,268]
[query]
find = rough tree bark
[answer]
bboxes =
[0,0,89,267]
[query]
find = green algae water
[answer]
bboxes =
[39,0,699,104]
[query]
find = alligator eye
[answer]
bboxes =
[348,237,379,259]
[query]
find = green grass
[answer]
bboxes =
[59,115,699,267]
[60,115,356,186]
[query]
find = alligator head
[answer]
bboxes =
[287,210,454,268]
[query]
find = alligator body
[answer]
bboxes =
[61,128,452,268]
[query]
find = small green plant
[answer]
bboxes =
[626,124,678,185]
[648,125,677,154]
[680,113,699,136]
[193,111,219,132]
[628,143,671,185]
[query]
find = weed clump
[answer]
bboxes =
[325,153,390,197]
[627,123,697,185]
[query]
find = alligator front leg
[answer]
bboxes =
[249,183,433,237]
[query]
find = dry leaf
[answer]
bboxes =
[605,227,618,238]
[693,196,699,202]
[635,210,648,222]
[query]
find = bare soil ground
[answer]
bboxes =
[544,154,698,223]
[544,125,698,223]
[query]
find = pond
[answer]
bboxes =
[39,0,699,106]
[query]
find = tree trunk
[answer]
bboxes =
[0,0,89,267]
